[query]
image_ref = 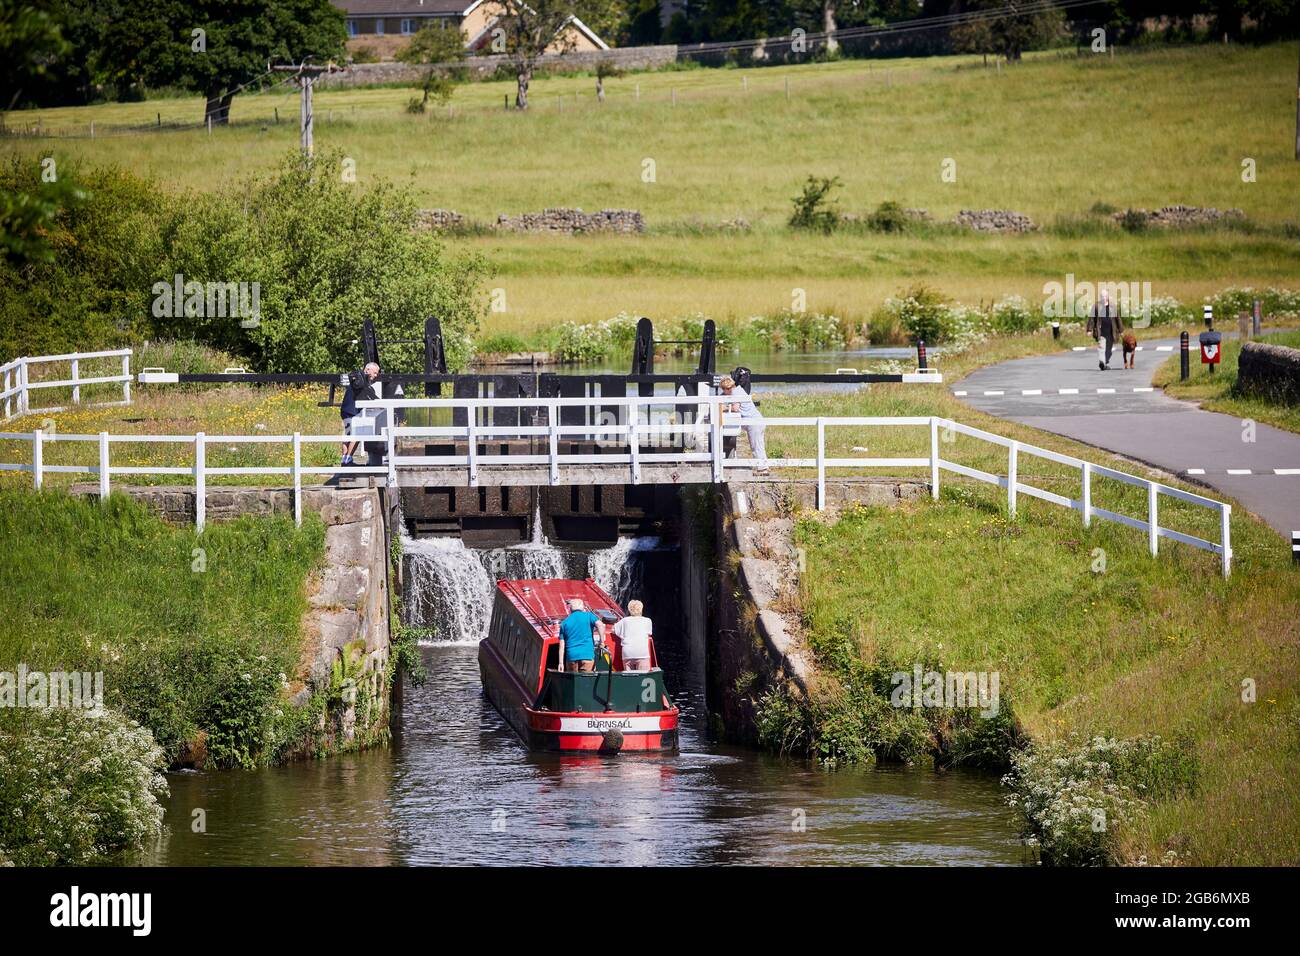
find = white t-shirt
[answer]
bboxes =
[613,615,653,662]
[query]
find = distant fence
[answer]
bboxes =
[1,349,132,422]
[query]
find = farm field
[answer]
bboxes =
[6,43,1300,333]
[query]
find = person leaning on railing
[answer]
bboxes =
[719,375,770,475]
[340,362,380,467]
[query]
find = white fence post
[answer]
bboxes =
[710,405,723,484]
[194,432,206,532]
[3,364,11,420]
[1081,462,1092,527]
[466,419,478,486]
[32,429,42,490]
[1007,440,1018,516]
[628,419,640,484]
[929,416,940,500]
[387,427,397,487]
[1147,482,1159,556]
[548,420,559,485]
[98,431,110,502]
[18,359,29,415]
[816,417,826,511]
[1221,504,1232,578]
[70,357,80,405]
[121,351,131,405]
[292,432,302,527]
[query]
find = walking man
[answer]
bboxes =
[1086,289,1124,371]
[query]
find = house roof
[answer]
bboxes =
[334,0,471,16]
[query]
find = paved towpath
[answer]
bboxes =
[953,335,1300,538]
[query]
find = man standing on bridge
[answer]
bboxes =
[340,362,380,466]
[720,375,770,476]
[1086,288,1124,371]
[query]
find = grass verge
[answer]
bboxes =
[1154,329,1300,434]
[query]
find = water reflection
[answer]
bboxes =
[144,643,1024,867]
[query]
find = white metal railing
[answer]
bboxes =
[0,395,1234,575]
[362,395,1233,577]
[0,430,384,532]
[1,349,133,421]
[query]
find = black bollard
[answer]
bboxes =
[917,339,928,370]
[1051,321,1060,340]
[1180,331,1189,381]
[1293,530,1299,566]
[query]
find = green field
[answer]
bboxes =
[7,43,1300,332]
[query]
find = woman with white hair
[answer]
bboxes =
[613,599,654,671]
[719,375,769,475]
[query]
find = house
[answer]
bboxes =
[333,1,609,59]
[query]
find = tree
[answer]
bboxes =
[0,0,70,111]
[397,21,467,113]
[490,0,589,109]
[595,58,623,101]
[97,0,346,126]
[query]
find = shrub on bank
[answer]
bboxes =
[1003,734,1198,866]
[0,707,168,866]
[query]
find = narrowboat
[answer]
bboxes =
[478,578,679,753]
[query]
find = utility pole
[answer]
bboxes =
[272,62,343,157]
[1295,39,1299,160]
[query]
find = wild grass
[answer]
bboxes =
[0,490,325,765]
[1154,328,1300,434]
[6,44,1299,330]
[796,486,1300,865]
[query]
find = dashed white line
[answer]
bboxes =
[1097,388,1116,394]
[1276,469,1300,475]
[1226,469,1252,475]
[1186,469,1206,475]
[1059,388,1079,395]
[953,390,967,396]
[1155,346,1173,351]
[1133,387,1155,392]
[984,390,1004,396]
[1022,389,1043,396]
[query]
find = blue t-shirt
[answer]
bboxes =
[559,610,600,662]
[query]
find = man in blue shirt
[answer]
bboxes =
[558,599,604,672]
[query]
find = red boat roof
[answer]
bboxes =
[496,578,624,638]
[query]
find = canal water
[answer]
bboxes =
[141,535,1024,866]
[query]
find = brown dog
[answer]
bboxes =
[1121,331,1138,369]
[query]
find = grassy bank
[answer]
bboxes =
[0,490,326,766]
[1154,329,1300,434]
[724,358,1300,864]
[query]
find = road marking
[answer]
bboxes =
[1155,346,1173,351]
[1186,468,1206,475]
[1021,389,1043,396]
[1133,387,1155,392]
[1227,469,1252,475]
[1276,468,1300,475]
[984,390,1004,396]
[953,390,967,396]
[1059,388,1079,394]
[1071,346,1088,351]
[1097,388,1116,394]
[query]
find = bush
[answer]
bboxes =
[0,151,488,373]
[0,707,168,865]
[474,333,530,355]
[789,175,842,234]
[1208,287,1300,323]
[990,295,1041,334]
[866,200,911,234]
[747,309,846,351]
[1003,733,1197,866]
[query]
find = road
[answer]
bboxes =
[953,336,1300,538]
